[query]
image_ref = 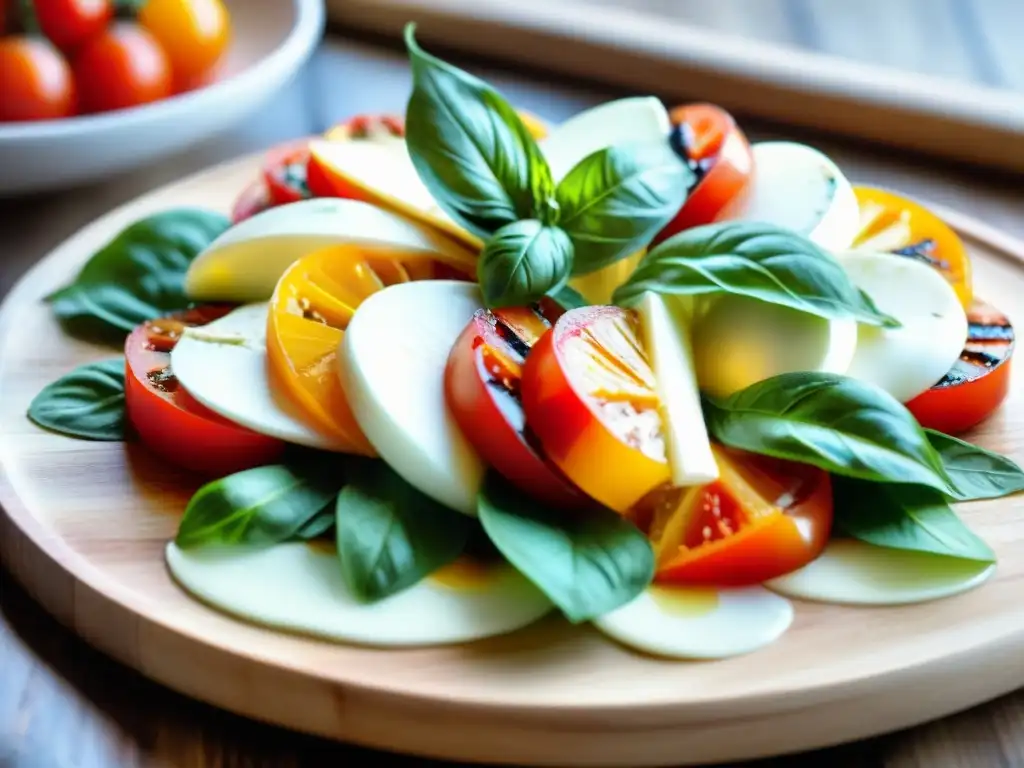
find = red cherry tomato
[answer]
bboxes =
[35,0,113,53]
[653,104,754,244]
[125,306,286,476]
[445,301,588,509]
[0,36,77,122]
[73,23,172,114]
[906,298,1015,435]
[632,446,834,587]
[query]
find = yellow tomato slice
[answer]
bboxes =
[267,245,459,454]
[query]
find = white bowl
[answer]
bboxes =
[0,0,325,197]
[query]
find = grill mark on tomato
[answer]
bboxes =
[893,238,950,270]
[147,365,179,393]
[933,299,1014,389]
[669,121,714,184]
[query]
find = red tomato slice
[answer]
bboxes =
[125,306,286,476]
[652,104,754,244]
[521,305,671,513]
[231,178,273,223]
[906,298,1015,435]
[445,301,587,509]
[307,113,406,200]
[631,445,833,587]
[262,139,314,207]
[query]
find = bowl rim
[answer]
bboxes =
[0,0,326,140]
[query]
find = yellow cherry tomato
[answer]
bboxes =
[138,0,231,90]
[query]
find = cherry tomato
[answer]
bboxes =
[630,445,833,587]
[852,186,972,309]
[262,139,314,206]
[0,37,77,122]
[73,23,172,114]
[231,178,273,223]
[35,0,113,53]
[446,301,588,509]
[125,306,286,476]
[652,104,754,244]
[138,0,231,90]
[521,305,671,513]
[906,298,1015,435]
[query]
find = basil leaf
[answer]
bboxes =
[478,219,573,307]
[477,471,654,623]
[335,458,473,602]
[703,372,955,494]
[175,462,343,549]
[547,284,589,311]
[556,141,693,275]
[46,209,230,336]
[833,476,995,563]
[27,359,125,441]
[613,222,900,328]
[295,508,336,540]
[403,24,553,238]
[926,430,1024,501]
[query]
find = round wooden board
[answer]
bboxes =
[3,154,1024,768]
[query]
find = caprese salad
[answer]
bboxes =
[26,23,1024,660]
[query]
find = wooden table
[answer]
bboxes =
[2,34,1023,768]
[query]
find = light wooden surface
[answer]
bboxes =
[2,35,1024,768]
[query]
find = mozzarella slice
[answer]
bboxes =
[837,250,967,402]
[167,542,552,646]
[637,292,718,485]
[539,96,671,182]
[593,584,793,659]
[691,293,858,398]
[765,539,996,606]
[184,197,477,303]
[338,280,486,516]
[170,303,346,451]
[727,142,860,251]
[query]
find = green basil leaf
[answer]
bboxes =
[477,470,654,623]
[46,209,230,336]
[703,372,955,494]
[295,508,336,540]
[335,458,474,602]
[478,220,573,307]
[556,141,693,275]
[28,359,125,441]
[833,476,995,563]
[175,462,343,549]
[926,430,1024,501]
[547,284,590,311]
[612,222,900,328]
[403,23,553,238]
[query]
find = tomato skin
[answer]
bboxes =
[262,140,314,206]
[138,0,231,90]
[521,306,671,513]
[646,447,834,587]
[125,307,285,477]
[35,0,113,53]
[73,23,172,114]
[445,307,587,509]
[231,178,273,223]
[905,298,1015,435]
[653,104,754,244]
[0,37,77,122]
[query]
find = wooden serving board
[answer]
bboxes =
[3,154,1024,767]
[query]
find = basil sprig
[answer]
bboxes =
[927,430,1024,501]
[403,23,691,308]
[477,471,654,623]
[833,477,996,563]
[703,372,956,495]
[28,359,126,441]
[335,458,474,602]
[46,209,230,338]
[175,460,344,549]
[613,222,899,328]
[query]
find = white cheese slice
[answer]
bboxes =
[637,292,718,485]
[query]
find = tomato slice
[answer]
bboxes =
[652,104,754,244]
[521,306,670,513]
[906,297,1015,435]
[231,178,273,223]
[445,301,588,509]
[852,186,972,309]
[125,306,286,476]
[323,113,405,142]
[630,445,833,587]
[263,139,314,207]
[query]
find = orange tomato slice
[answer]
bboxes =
[852,186,972,309]
[267,246,471,455]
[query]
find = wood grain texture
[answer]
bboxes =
[2,155,1024,767]
[2,36,1024,768]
